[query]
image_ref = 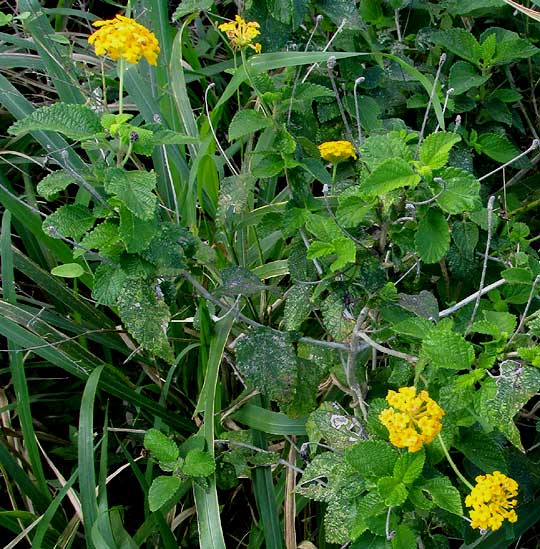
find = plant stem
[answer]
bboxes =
[118,57,125,115]
[437,433,473,490]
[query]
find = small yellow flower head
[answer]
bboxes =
[318,140,357,163]
[378,386,444,452]
[218,15,262,53]
[465,471,518,532]
[88,14,160,65]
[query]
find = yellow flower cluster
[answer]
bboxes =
[379,386,444,452]
[318,140,357,163]
[88,15,160,65]
[465,471,518,531]
[218,15,262,53]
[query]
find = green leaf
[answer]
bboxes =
[420,477,463,515]
[306,402,363,450]
[51,263,84,278]
[377,477,408,506]
[393,317,434,339]
[336,188,374,227]
[235,327,298,409]
[8,103,102,139]
[217,266,267,296]
[228,110,273,141]
[399,291,439,320]
[346,440,399,479]
[448,61,490,95]
[436,167,481,214]
[233,404,307,435]
[361,158,421,196]
[330,237,356,271]
[172,0,213,20]
[92,264,127,306]
[502,267,533,284]
[360,134,411,171]
[452,221,478,254]
[483,362,540,449]
[104,169,157,220]
[393,448,425,484]
[43,204,95,240]
[476,133,530,168]
[392,525,417,549]
[36,170,74,200]
[493,37,539,65]
[283,284,312,330]
[148,476,181,512]
[141,223,186,276]
[183,450,216,477]
[118,207,158,253]
[415,209,450,264]
[117,277,173,363]
[144,428,179,463]
[431,29,482,65]
[218,174,256,224]
[75,222,120,258]
[305,213,341,242]
[422,321,475,370]
[419,132,461,170]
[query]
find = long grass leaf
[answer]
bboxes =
[78,365,105,548]
[193,315,234,549]
[233,405,307,435]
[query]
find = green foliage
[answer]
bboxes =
[415,209,450,264]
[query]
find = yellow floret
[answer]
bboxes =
[378,386,444,452]
[218,15,262,53]
[88,14,160,65]
[318,140,357,163]
[465,471,518,531]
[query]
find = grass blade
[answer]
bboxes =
[233,405,307,435]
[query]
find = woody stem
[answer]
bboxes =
[437,434,473,490]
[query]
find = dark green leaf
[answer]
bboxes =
[228,110,273,141]
[104,169,157,220]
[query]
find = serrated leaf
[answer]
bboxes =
[228,109,273,141]
[330,237,356,271]
[454,429,508,473]
[484,361,540,449]
[217,266,266,296]
[378,477,408,506]
[182,450,215,477]
[502,267,533,284]
[8,103,102,139]
[104,169,157,220]
[320,292,354,341]
[43,204,95,240]
[360,134,412,171]
[452,221,478,254]
[421,477,462,515]
[235,327,298,408]
[307,240,335,259]
[336,188,374,227]
[75,222,120,258]
[141,223,186,276]
[148,476,181,512]
[118,206,158,253]
[325,495,358,544]
[399,291,439,320]
[37,170,75,200]
[172,0,213,20]
[477,133,530,168]
[92,264,127,306]
[346,440,399,479]
[117,277,173,363]
[293,82,334,102]
[448,61,490,94]
[305,213,341,242]
[436,167,481,214]
[393,317,434,339]
[393,448,425,484]
[296,452,341,502]
[493,37,539,64]
[284,284,312,330]
[144,428,179,463]
[415,209,450,264]
[431,28,482,65]
[420,132,461,170]
[422,322,475,370]
[361,158,421,196]
[51,263,85,278]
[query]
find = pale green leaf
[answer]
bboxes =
[104,169,157,220]
[421,477,463,515]
[228,109,273,141]
[415,209,450,264]
[51,263,84,278]
[422,322,475,370]
[43,204,95,240]
[148,476,181,512]
[183,450,216,477]
[436,167,481,214]
[8,103,102,139]
[377,477,408,506]
[361,158,420,196]
[144,428,179,463]
[359,134,412,172]
[420,132,461,170]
